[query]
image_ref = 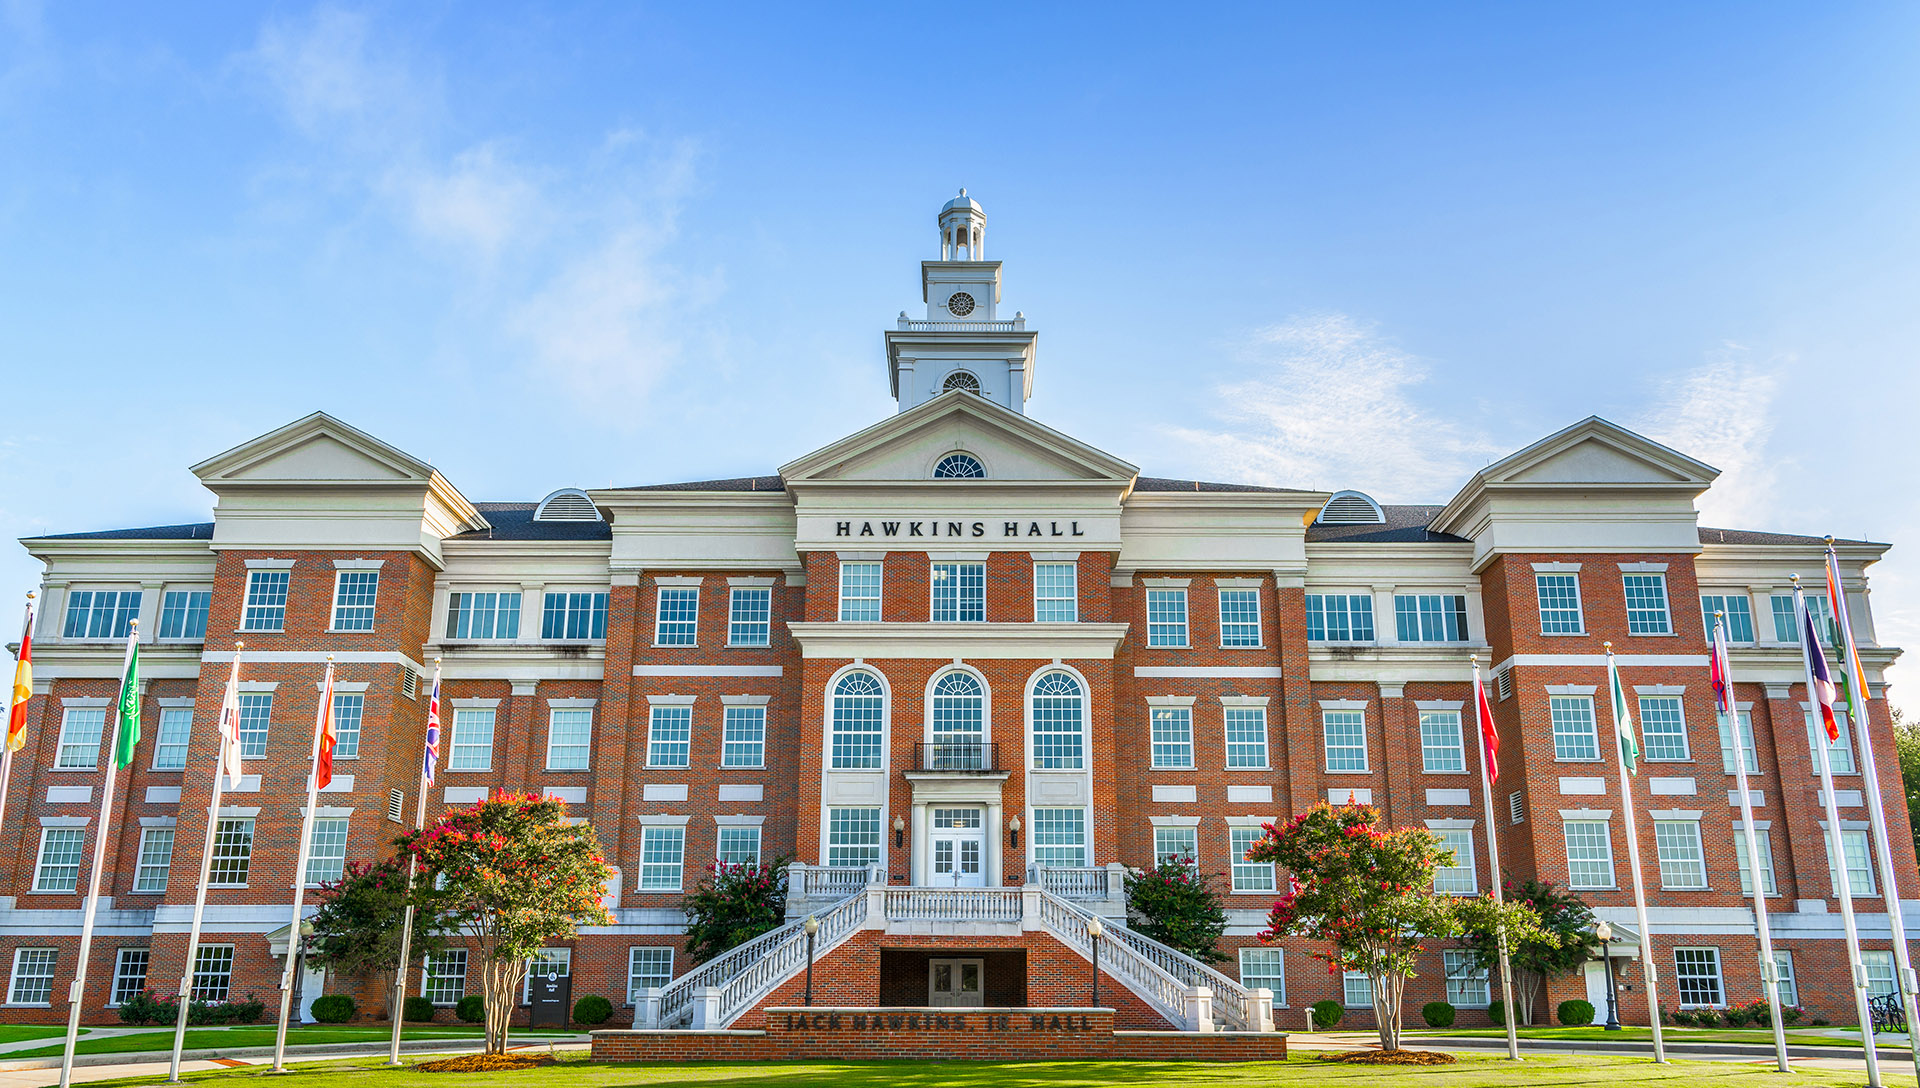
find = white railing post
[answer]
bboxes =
[693,986,722,1029]
[1021,883,1043,930]
[636,988,661,1028]
[867,862,884,886]
[1105,861,1127,902]
[1186,986,1215,1032]
[786,862,809,913]
[1248,987,1274,1032]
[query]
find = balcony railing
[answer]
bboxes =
[912,741,998,772]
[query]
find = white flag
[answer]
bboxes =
[217,656,244,780]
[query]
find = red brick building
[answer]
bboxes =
[3,193,1908,1034]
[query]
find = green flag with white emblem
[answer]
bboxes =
[114,636,139,769]
[1607,650,1638,775]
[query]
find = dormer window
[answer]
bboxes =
[932,453,986,479]
[1316,490,1385,525]
[942,371,981,395]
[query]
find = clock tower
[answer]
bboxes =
[886,190,1039,414]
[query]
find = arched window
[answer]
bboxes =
[1030,671,1085,770]
[933,453,987,479]
[943,370,981,395]
[830,671,885,770]
[929,671,985,769]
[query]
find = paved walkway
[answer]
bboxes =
[1290,1030,1920,1081]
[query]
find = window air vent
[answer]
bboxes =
[1509,791,1525,825]
[1316,491,1386,525]
[388,788,406,823]
[401,670,418,700]
[533,488,604,522]
[1495,669,1513,702]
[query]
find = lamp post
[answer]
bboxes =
[1008,815,1021,849]
[1086,914,1104,1009]
[893,816,906,849]
[803,915,820,1007]
[1595,920,1621,1031]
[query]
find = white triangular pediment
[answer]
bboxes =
[1483,417,1717,489]
[1504,436,1691,485]
[192,412,433,484]
[781,393,1138,485]
[223,432,416,482]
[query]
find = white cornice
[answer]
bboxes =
[786,621,1130,660]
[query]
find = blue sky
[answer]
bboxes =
[2,2,1917,704]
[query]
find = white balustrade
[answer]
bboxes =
[1032,866,1108,899]
[882,887,1024,923]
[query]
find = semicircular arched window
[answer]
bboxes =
[930,671,986,769]
[932,453,986,479]
[1030,670,1085,770]
[942,370,981,395]
[831,670,885,770]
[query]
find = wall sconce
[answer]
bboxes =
[893,815,906,848]
[1007,815,1022,848]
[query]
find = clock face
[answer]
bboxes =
[946,292,976,316]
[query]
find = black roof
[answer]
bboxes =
[606,476,787,493]
[450,503,611,542]
[34,522,215,541]
[1698,527,1879,547]
[1308,505,1468,544]
[1132,477,1315,494]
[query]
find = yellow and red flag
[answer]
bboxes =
[6,601,32,753]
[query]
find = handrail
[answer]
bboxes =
[1037,892,1190,1025]
[1037,891,1263,1031]
[709,890,869,1026]
[658,888,866,1027]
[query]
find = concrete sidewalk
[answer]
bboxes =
[0,1036,592,1087]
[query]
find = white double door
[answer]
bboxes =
[929,807,986,887]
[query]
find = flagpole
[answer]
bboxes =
[1714,615,1789,1072]
[167,645,242,1084]
[0,593,36,845]
[1604,643,1665,1063]
[272,658,333,1073]
[388,658,440,1065]
[1795,578,1881,1087]
[1824,540,1920,1076]
[1471,657,1519,1060]
[58,621,137,1088]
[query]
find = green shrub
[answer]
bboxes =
[1724,1001,1754,1027]
[572,995,614,1025]
[1782,1005,1805,1026]
[197,997,267,1025]
[309,994,356,1023]
[1694,1008,1721,1028]
[1310,999,1344,1030]
[455,994,485,1024]
[403,995,437,1022]
[1421,1001,1455,1028]
[1487,999,1505,1026]
[1557,999,1595,1026]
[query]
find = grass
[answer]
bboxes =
[6,1023,578,1059]
[0,1024,79,1044]
[70,1051,1902,1088]
[1400,1025,1874,1048]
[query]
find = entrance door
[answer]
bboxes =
[929,808,986,887]
[929,958,985,1007]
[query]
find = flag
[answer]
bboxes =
[114,635,139,769]
[1709,618,1736,720]
[216,656,244,780]
[314,663,337,790]
[1474,668,1499,787]
[1825,546,1872,712]
[422,671,441,788]
[6,602,31,753]
[1607,651,1640,775]
[1802,603,1841,743]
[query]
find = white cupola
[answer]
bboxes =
[938,189,986,260]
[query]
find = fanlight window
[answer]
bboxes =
[929,672,985,769]
[1030,671,1085,770]
[933,453,987,479]
[943,370,981,395]
[830,670,886,770]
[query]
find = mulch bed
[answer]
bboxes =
[417,1053,549,1073]
[1318,1049,1459,1065]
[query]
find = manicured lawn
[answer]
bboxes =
[1402,1026,1874,1048]
[77,1052,1892,1088]
[0,1024,78,1044]
[7,1024,577,1059]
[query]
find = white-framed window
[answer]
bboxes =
[1550,696,1599,761]
[152,706,192,771]
[1146,589,1188,647]
[1305,593,1374,642]
[1225,706,1269,769]
[111,948,149,1005]
[1771,950,1798,1006]
[932,450,986,476]
[655,587,699,646]
[929,671,985,766]
[63,589,139,639]
[1563,820,1615,888]
[1343,970,1373,1008]
[1443,950,1490,1006]
[1322,709,1366,772]
[1153,826,1197,869]
[1700,595,1755,644]
[1030,671,1085,770]
[1031,807,1088,867]
[1734,829,1777,896]
[1231,826,1275,892]
[930,562,985,623]
[423,949,467,1005]
[1623,573,1671,635]
[645,705,689,769]
[1719,710,1759,776]
[1150,706,1193,769]
[728,587,771,646]
[524,949,572,1001]
[628,947,674,1002]
[1863,951,1898,999]
[1034,562,1078,623]
[722,705,765,768]
[33,828,84,892]
[8,949,57,1004]
[1238,948,1285,1004]
[546,708,594,771]
[1433,828,1477,894]
[826,807,881,868]
[1774,593,1833,644]
[1219,588,1261,647]
[134,827,174,893]
[541,591,608,639]
[331,691,363,760]
[638,826,685,891]
[190,945,234,1001]
[830,671,885,770]
[1824,829,1876,896]
[445,591,521,639]
[330,570,379,631]
[1654,820,1707,889]
[1807,710,1857,775]
[717,826,761,866]
[1535,573,1584,634]
[1420,710,1464,773]
[56,706,106,769]
[241,570,290,632]
[838,562,882,622]
[236,693,271,759]
[305,817,349,885]
[208,818,253,887]
[156,590,210,640]
[1638,696,1689,761]
[449,708,494,771]
[1395,594,1469,642]
[1674,947,1724,1007]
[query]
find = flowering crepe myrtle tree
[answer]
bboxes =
[401,791,614,1054]
[1123,858,1230,965]
[1245,802,1550,1052]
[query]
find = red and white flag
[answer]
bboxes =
[1473,666,1499,786]
[216,655,244,780]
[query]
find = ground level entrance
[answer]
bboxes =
[880,948,1027,1007]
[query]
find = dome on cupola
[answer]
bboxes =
[941,188,984,214]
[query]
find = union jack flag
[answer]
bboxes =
[423,670,441,787]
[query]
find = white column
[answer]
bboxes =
[1373,584,1398,644]
[909,803,928,886]
[518,584,544,644]
[138,581,164,643]
[985,801,1003,887]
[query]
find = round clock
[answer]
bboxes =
[946,292,976,316]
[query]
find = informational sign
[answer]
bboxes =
[528,972,572,1029]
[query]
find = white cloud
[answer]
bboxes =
[1632,346,1784,528]
[1170,313,1497,500]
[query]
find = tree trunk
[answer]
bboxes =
[1515,968,1541,1025]
[483,959,527,1055]
[1373,971,1405,1051]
